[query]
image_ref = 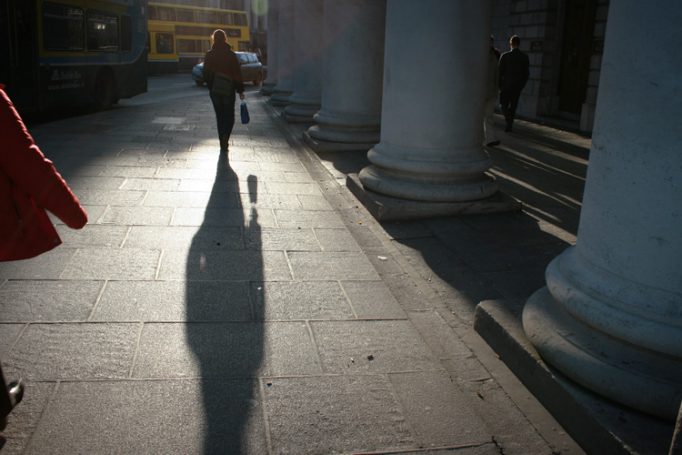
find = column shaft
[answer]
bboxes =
[304,0,386,151]
[358,0,497,203]
[270,0,294,106]
[523,0,682,420]
[283,0,324,122]
[260,0,278,95]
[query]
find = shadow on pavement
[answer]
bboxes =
[185,152,264,453]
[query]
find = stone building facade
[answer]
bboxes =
[491,0,609,133]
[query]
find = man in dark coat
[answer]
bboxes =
[498,35,529,132]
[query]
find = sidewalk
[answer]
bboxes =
[1,77,582,454]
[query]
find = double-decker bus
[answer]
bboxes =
[1,0,148,116]
[147,2,249,72]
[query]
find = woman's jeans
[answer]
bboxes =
[209,91,236,149]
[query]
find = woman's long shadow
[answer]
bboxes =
[185,152,265,453]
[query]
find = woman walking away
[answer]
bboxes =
[203,29,245,153]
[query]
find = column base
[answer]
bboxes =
[303,130,376,153]
[359,164,499,203]
[270,90,292,106]
[523,287,682,420]
[474,299,676,455]
[260,82,276,96]
[346,173,519,221]
[284,103,320,123]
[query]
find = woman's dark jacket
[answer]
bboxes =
[203,42,244,94]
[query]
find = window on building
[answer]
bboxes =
[87,11,118,51]
[43,2,85,51]
[155,33,174,54]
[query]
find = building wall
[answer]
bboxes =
[490,0,609,132]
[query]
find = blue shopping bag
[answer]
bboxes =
[240,101,250,124]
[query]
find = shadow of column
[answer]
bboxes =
[185,153,264,453]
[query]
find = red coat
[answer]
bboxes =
[0,86,87,261]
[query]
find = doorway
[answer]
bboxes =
[557,0,597,114]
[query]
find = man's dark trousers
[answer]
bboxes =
[500,87,523,132]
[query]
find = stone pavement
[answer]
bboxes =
[0,75,584,454]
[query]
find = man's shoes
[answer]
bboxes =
[486,140,501,147]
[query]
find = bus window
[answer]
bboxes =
[121,15,132,51]
[234,13,247,26]
[156,33,174,54]
[176,9,193,23]
[43,3,85,51]
[87,12,119,51]
[220,12,234,25]
[150,6,175,21]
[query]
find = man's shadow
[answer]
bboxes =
[185,152,264,453]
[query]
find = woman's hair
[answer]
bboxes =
[211,29,227,45]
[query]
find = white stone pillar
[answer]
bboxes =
[304,0,386,151]
[260,0,278,95]
[283,0,324,122]
[523,0,682,420]
[357,0,497,203]
[270,0,293,105]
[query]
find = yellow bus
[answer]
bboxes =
[147,2,249,72]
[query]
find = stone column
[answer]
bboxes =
[304,0,386,151]
[357,0,497,205]
[260,0,278,95]
[283,0,323,122]
[270,0,293,106]
[523,0,682,420]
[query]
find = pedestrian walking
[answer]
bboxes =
[484,36,501,147]
[0,85,87,261]
[499,35,529,132]
[203,29,245,153]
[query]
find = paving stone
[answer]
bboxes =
[143,190,239,208]
[240,193,302,210]
[314,228,361,252]
[481,268,548,299]
[246,228,320,251]
[275,209,345,228]
[341,281,407,319]
[408,311,473,361]
[0,280,103,322]
[120,177,180,191]
[60,248,161,280]
[265,182,322,196]
[67,176,125,190]
[0,249,75,280]
[289,252,380,281]
[133,322,321,378]
[389,371,492,447]
[263,375,415,455]
[74,189,146,206]
[282,172,313,183]
[69,165,157,178]
[297,194,332,210]
[155,167,237,180]
[254,148,300,163]
[178,178,241,193]
[159,250,291,281]
[0,324,25,358]
[2,382,56,455]
[124,226,244,250]
[92,280,251,322]
[251,281,353,320]
[25,380,267,454]
[54,224,128,248]
[312,320,440,373]
[5,323,138,380]
[98,206,173,225]
[171,207,277,227]
[259,162,305,172]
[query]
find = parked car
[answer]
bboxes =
[192,52,266,87]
